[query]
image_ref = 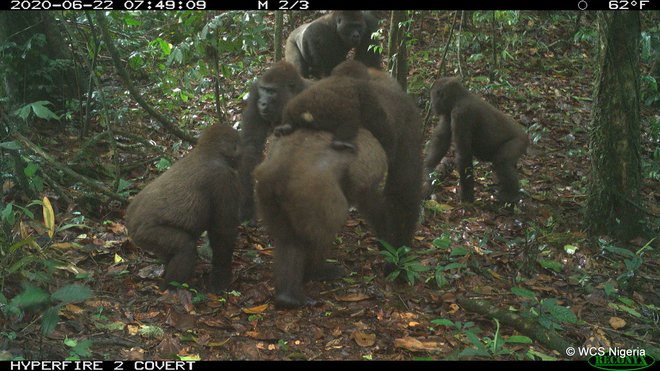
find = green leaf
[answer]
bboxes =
[435,269,448,288]
[441,262,466,271]
[0,141,20,150]
[431,318,455,327]
[71,339,93,357]
[24,162,39,177]
[1,203,14,225]
[537,259,562,273]
[527,349,557,360]
[608,303,642,318]
[542,300,577,324]
[563,244,578,254]
[450,246,469,256]
[506,335,533,344]
[511,287,537,300]
[432,236,451,249]
[30,101,60,120]
[617,296,635,306]
[600,241,636,258]
[10,285,50,309]
[117,178,132,193]
[51,284,93,304]
[64,338,78,347]
[41,306,61,335]
[464,330,488,353]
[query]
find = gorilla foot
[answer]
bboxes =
[275,293,317,309]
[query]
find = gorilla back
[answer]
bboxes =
[254,129,387,308]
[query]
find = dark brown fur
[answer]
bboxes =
[425,77,529,203]
[275,63,423,263]
[126,124,240,292]
[254,129,388,308]
[238,61,312,224]
[285,11,381,79]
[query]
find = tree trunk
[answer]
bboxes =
[586,12,643,241]
[274,11,284,61]
[387,11,409,91]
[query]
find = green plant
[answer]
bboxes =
[379,241,430,285]
[64,337,93,360]
[2,283,92,336]
[511,287,577,331]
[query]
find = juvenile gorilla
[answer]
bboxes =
[285,11,381,79]
[126,124,240,292]
[276,62,423,255]
[425,77,529,203]
[254,129,388,308]
[238,61,312,224]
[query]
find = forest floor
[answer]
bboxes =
[2,12,658,361]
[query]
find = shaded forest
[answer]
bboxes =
[0,10,658,361]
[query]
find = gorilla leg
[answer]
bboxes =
[207,227,236,292]
[137,225,198,290]
[424,115,452,174]
[274,238,315,308]
[492,136,527,203]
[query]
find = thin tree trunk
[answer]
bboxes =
[586,12,643,241]
[274,11,284,61]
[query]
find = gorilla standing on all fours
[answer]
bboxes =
[285,11,381,79]
[424,77,529,204]
[238,61,312,224]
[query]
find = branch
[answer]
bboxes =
[95,12,196,144]
[12,132,126,204]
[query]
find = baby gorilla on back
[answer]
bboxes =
[125,124,241,293]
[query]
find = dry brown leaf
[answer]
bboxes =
[157,336,181,357]
[119,348,144,361]
[346,219,360,227]
[242,303,269,314]
[394,336,440,352]
[51,242,75,249]
[609,317,626,330]
[352,331,376,347]
[64,304,84,314]
[134,311,160,321]
[127,324,140,336]
[106,222,127,234]
[448,303,460,314]
[335,293,369,302]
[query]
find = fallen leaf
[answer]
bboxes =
[119,348,144,361]
[64,304,84,315]
[335,293,369,302]
[609,317,626,330]
[352,331,376,347]
[51,242,75,249]
[127,324,140,336]
[107,222,126,234]
[346,219,360,227]
[394,337,440,352]
[114,253,125,264]
[242,303,269,314]
[448,303,460,314]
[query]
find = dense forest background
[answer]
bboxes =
[0,10,658,360]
